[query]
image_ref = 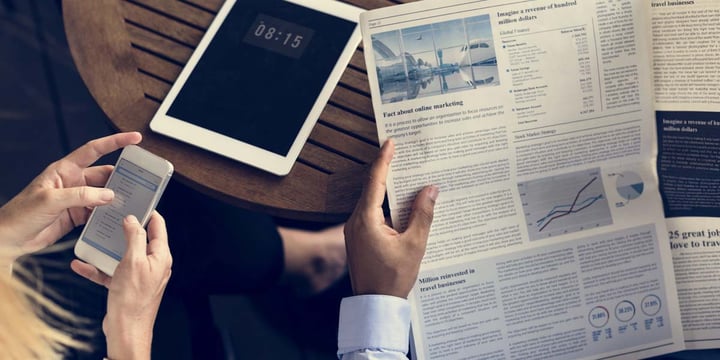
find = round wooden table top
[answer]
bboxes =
[62,0,409,222]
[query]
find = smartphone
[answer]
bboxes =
[74,145,174,276]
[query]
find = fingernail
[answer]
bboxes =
[428,185,440,201]
[100,189,114,201]
[125,215,139,224]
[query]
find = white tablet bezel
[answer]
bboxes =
[149,0,362,176]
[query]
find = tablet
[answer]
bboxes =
[149,0,362,176]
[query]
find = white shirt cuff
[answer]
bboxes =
[337,295,411,357]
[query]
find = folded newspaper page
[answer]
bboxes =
[652,0,720,350]
[360,1,685,358]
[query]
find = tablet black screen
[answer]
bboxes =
[167,0,356,156]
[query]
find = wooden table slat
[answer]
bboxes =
[127,23,193,65]
[122,0,205,47]
[180,0,222,14]
[309,124,378,164]
[329,86,375,119]
[132,47,182,82]
[319,104,378,145]
[339,67,371,95]
[299,142,362,174]
[349,49,368,72]
[139,71,171,101]
[127,0,215,29]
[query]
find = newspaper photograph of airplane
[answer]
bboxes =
[371,14,499,104]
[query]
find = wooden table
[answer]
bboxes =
[62,0,409,222]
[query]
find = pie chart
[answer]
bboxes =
[616,172,644,200]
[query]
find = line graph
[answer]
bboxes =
[519,168,613,240]
[536,177,602,231]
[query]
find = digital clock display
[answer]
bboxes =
[243,14,315,59]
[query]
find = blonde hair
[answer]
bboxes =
[1,247,89,359]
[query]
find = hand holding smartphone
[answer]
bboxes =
[74,145,173,276]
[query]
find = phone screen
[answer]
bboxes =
[81,159,163,260]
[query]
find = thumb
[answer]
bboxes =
[122,215,147,261]
[71,259,111,288]
[51,187,114,211]
[402,185,439,245]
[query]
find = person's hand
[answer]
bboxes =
[344,139,438,299]
[0,132,142,259]
[71,212,172,360]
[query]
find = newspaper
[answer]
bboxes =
[360,0,687,358]
[652,0,720,350]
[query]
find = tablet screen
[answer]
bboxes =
[166,0,356,156]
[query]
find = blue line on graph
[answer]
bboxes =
[536,194,604,227]
[535,176,601,232]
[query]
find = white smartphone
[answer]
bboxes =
[74,145,174,276]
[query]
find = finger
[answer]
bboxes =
[402,185,439,245]
[122,215,147,261]
[69,207,94,227]
[65,132,142,168]
[146,211,170,259]
[47,186,114,213]
[71,259,111,288]
[359,139,394,210]
[83,165,114,187]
